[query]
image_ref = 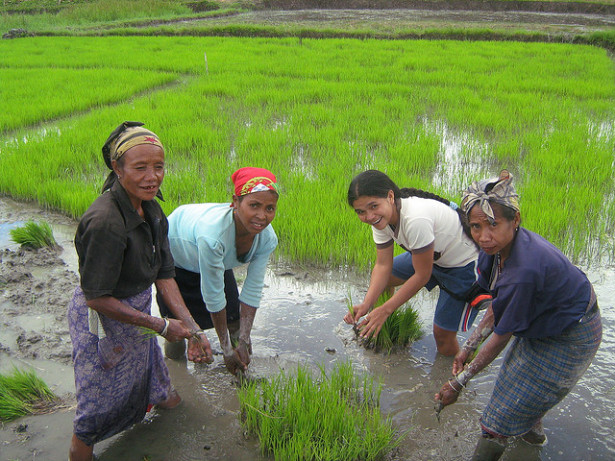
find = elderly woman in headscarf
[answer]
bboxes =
[68,121,213,461]
[156,167,279,375]
[435,170,602,461]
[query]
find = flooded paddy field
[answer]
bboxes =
[0,195,613,460]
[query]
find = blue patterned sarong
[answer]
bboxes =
[480,305,602,437]
[68,286,172,446]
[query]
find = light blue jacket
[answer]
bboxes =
[167,203,278,312]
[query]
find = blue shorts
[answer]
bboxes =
[392,252,479,332]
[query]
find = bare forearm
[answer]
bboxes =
[86,296,165,332]
[362,262,393,308]
[463,306,495,353]
[381,273,428,314]
[210,309,232,355]
[239,303,257,343]
[456,332,512,386]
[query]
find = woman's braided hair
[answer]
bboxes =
[348,170,475,245]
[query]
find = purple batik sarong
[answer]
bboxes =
[68,286,172,446]
[480,306,602,438]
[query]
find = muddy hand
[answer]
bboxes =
[235,339,252,367]
[187,332,213,364]
[164,318,192,342]
[435,380,460,409]
[345,303,368,325]
[223,350,248,376]
[358,307,388,340]
[452,348,471,375]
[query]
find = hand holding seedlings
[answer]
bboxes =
[357,307,390,340]
[187,330,213,364]
[344,301,369,325]
[434,377,462,420]
[162,317,195,342]
[223,337,252,375]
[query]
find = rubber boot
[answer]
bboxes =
[471,436,506,461]
[522,420,547,446]
[164,339,186,360]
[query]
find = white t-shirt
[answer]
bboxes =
[372,196,477,268]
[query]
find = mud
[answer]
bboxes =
[0,194,614,461]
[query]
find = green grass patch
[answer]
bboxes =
[10,220,57,249]
[0,0,242,34]
[238,361,404,461]
[0,367,56,422]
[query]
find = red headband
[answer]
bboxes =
[231,167,278,197]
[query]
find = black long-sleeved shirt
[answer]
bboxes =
[75,180,175,300]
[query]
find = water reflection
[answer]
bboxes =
[426,118,490,197]
[1,126,62,155]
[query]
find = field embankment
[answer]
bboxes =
[260,0,615,14]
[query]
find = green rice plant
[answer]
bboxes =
[0,367,56,422]
[0,67,180,133]
[348,292,423,353]
[0,37,613,266]
[138,326,160,339]
[0,387,32,422]
[9,220,57,249]
[238,361,404,461]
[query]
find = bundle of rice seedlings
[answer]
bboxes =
[238,361,403,461]
[348,293,423,353]
[9,220,57,249]
[0,367,57,422]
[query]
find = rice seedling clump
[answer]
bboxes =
[349,293,423,353]
[9,220,57,249]
[238,361,403,461]
[0,367,57,422]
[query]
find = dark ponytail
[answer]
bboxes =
[348,170,476,246]
[400,187,475,246]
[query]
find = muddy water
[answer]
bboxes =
[0,195,614,460]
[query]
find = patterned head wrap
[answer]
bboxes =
[231,167,278,197]
[461,170,520,223]
[100,121,165,197]
[102,121,164,169]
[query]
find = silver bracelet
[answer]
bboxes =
[159,317,170,337]
[448,379,461,393]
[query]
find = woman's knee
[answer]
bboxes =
[433,325,459,356]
